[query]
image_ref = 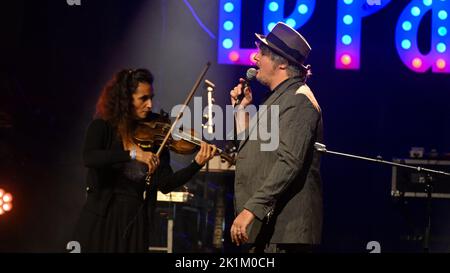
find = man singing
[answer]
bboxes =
[229,22,324,253]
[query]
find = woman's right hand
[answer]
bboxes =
[135,147,160,175]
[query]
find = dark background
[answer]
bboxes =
[0,0,449,252]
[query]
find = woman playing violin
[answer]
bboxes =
[73,68,216,252]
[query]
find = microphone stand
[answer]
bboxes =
[203,79,215,135]
[202,79,214,250]
[314,142,450,253]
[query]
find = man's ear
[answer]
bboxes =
[278,62,288,70]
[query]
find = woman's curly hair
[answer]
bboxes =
[95,68,154,143]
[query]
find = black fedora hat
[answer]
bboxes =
[255,22,311,69]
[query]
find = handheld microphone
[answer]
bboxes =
[235,68,257,106]
[314,142,327,153]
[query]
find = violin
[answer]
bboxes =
[133,113,236,165]
[139,62,219,199]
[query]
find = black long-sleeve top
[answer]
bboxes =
[81,117,202,216]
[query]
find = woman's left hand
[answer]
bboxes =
[194,142,217,166]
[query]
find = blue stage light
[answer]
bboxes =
[401,39,412,50]
[437,42,446,53]
[402,21,412,31]
[286,18,296,28]
[438,10,448,20]
[269,2,279,12]
[298,4,308,14]
[223,21,234,31]
[411,6,421,17]
[423,0,432,7]
[342,35,352,45]
[343,15,353,25]
[224,2,234,13]
[222,39,233,49]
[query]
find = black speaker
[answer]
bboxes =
[392,159,450,198]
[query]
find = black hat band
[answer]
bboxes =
[266,32,305,64]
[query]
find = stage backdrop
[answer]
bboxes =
[0,0,449,252]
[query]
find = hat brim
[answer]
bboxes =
[255,33,308,70]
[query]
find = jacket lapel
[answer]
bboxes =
[237,82,293,152]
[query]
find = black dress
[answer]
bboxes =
[73,116,202,253]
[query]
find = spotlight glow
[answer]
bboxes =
[250,52,257,63]
[402,21,412,31]
[0,189,13,216]
[401,39,412,49]
[343,15,353,25]
[3,193,12,203]
[286,18,297,28]
[436,43,446,53]
[437,59,446,69]
[341,54,352,66]
[411,6,421,17]
[298,4,308,14]
[342,35,352,45]
[223,21,234,31]
[229,51,239,62]
[222,39,233,49]
[423,0,432,7]
[412,58,423,68]
[3,203,12,212]
[438,10,447,20]
[224,2,234,13]
[269,2,279,12]
[438,26,447,37]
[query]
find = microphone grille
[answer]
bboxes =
[246,68,257,80]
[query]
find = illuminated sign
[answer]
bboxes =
[217,0,449,74]
[396,0,449,72]
[218,0,315,66]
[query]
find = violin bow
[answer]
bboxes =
[143,62,211,200]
